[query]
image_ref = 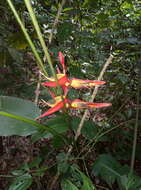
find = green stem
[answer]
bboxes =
[24,0,66,104]
[24,0,57,81]
[49,0,66,43]
[130,88,139,173]
[6,0,47,76]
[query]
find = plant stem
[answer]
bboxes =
[81,119,135,159]
[49,0,66,43]
[130,88,139,173]
[49,172,60,190]
[6,0,48,76]
[68,53,114,153]
[76,54,114,140]
[24,0,66,104]
[24,0,57,81]
[34,72,41,104]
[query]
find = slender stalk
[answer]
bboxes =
[40,0,66,103]
[76,54,114,140]
[49,172,60,190]
[24,0,67,106]
[49,0,66,44]
[6,0,48,76]
[82,119,135,158]
[24,0,57,81]
[130,88,140,173]
[34,72,41,104]
[68,54,114,153]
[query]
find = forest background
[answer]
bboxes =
[0,0,141,189]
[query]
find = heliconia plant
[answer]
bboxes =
[42,51,106,94]
[37,52,111,119]
[36,90,111,119]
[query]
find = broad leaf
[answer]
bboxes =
[0,96,40,136]
[31,115,69,142]
[92,154,121,187]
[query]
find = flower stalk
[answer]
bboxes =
[24,0,58,82]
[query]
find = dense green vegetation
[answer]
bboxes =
[0,0,140,189]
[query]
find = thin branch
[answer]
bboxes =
[81,119,135,159]
[68,54,114,153]
[130,88,140,173]
[34,72,41,104]
[75,54,114,140]
[49,172,60,190]
[49,0,66,44]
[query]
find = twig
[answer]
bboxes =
[49,173,60,190]
[130,87,140,173]
[81,119,135,158]
[49,0,66,44]
[68,54,114,153]
[76,54,114,139]
[34,72,42,104]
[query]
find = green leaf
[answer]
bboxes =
[8,47,23,63]
[79,171,96,190]
[8,32,28,50]
[121,1,133,9]
[8,173,32,190]
[118,173,141,190]
[0,96,40,118]
[0,97,67,141]
[72,117,107,141]
[0,96,40,136]
[0,111,68,144]
[57,153,71,174]
[63,167,96,190]
[31,115,69,142]
[53,135,65,149]
[34,165,48,177]
[29,156,42,169]
[63,7,74,12]
[11,170,25,176]
[61,179,79,190]
[92,154,121,187]
[57,22,73,42]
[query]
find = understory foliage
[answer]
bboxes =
[0,0,141,189]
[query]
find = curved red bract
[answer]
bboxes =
[36,52,112,119]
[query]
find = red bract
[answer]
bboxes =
[36,92,112,119]
[42,52,106,93]
[58,51,66,73]
[36,52,112,119]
